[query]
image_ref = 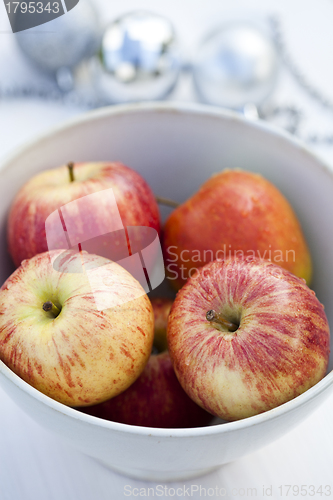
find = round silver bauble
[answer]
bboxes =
[94,10,181,104]
[193,21,280,110]
[15,0,100,90]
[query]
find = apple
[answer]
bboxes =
[7,161,161,268]
[0,250,155,407]
[81,297,214,428]
[167,256,330,421]
[150,297,173,353]
[162,169,312,290]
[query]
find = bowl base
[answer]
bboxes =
[95,458,222,482]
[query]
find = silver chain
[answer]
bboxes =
[268,15,333,145]
[0,81,105,109]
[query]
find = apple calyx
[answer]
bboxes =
[43,301,61,318]
[206,309,238,333]
[68,162,75,182]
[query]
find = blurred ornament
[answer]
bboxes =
[5,10,333,145]
[93,10,181,103]
[193,21,280,112]
[15,0,100,91]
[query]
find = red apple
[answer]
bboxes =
[150,297,173,353]
[0,250,155,407]
[7,161,161,268]
[82,297,214,428]
[167,257,330,421]
[163,169,312,290]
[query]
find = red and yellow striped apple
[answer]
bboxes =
[163,169,312,290]
[7,161,160,268]
[82,297,213,428]
[0,250,154,407]
[167,257,330,421]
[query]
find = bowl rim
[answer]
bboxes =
[0,100,332,438]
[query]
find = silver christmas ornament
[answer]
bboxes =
[15,0,100,90]
[94,10,181,104]
[193,21,280,111]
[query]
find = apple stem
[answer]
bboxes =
[155,196,179,208]
[206,310,238,332]
[68,162,75,182]
[43,301,61,318]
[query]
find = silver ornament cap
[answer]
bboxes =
[94,10,181,104]
[193,21,280,110]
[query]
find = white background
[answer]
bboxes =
[1,1,333,499]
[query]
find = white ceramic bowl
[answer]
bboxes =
[0,103,333,482]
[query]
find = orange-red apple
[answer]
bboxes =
[163,169,312,289]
